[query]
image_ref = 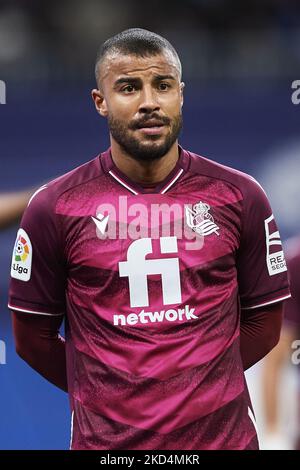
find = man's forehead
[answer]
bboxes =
[100,51,180,82]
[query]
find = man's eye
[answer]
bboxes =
[159,83,170,91]
[122,85,135,93]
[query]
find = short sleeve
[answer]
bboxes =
[236,177,291,310]
[8,186,66,316]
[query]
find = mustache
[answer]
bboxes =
[129,114,171,130]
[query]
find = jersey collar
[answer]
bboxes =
[100,145,190,195]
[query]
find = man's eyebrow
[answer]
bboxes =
[113,77,140,88]
[113,74,176,88]
[153,74,176,81]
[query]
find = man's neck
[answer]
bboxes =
[110,140,179,186]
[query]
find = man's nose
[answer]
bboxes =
[138,86,160,113]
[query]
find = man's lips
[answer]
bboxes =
[137,124,165,135]
[133,119,168,135]
[137,119,165,128]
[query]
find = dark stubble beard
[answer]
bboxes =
[108,112,183,162]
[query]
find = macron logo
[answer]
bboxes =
[92,213,109,235]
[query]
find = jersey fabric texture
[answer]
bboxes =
[9,147,290,450]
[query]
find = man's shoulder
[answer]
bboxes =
[47,153,103,197]
[28,153,104,211]
[187,149,266,199]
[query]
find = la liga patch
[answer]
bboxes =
[11,228,32,281]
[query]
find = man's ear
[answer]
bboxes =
[180,82,185,107]
[91,89,108,117]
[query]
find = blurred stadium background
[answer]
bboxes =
[0,0,299,449]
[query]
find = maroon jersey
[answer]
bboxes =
[8,147,290,450]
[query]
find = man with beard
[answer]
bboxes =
[8,28,290,450]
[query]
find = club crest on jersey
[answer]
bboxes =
[10,228,32,281]
[185,201,219,237]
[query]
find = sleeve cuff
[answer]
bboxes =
[8,298,64,317]
[240,286,291,310]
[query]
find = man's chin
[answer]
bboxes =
[133,131,165,145]
[125,141,171,161]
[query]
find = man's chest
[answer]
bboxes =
[62,183,242,282]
